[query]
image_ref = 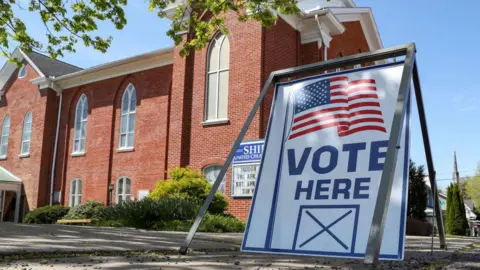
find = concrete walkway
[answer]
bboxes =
[0,223,239,255]
[1,223,480,269]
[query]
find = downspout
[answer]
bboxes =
[49,81,63,205]
[314,14,328,61]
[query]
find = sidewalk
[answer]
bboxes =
[1,223,480,269]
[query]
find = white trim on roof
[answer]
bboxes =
[0,48,46,96]
[33,47,174,90]
[0,166,22,183]
[328,7,383,52]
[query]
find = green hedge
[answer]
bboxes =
[24,205,69,224]
[153,213,245,233]
[99,197,200,229]
[63,200,104,220]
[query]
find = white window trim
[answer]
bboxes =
[20,111,32,156]
[201,118,229,126]
[0,116,10,159]
[116,176,132,204]
[18,65,27,79]
[118,84,136,150]
[205,33,230,121]
[69,179,82,207]
[72,94,88,155]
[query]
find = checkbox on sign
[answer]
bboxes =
[293,205,360,255]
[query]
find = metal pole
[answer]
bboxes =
[431,172,436,255]
[412,62,447,249]
[364,43,416,265]
[180,43,414,255]
[14,189,21,223]
[0,190,4,222]
[179,73,277,255]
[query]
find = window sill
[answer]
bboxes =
[201,119,229,126]
[18,153,30,159]
[0,156,6,161]
[117,147,134,153]
[71,152,85,157]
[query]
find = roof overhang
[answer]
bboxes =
[0,48,45,96]
[33,47,174,90]
[328,7,383,53]
[0,166,22,192]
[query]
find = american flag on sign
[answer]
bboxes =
[288,76,386,140]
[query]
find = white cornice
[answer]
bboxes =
[328,7,383,51]
[41,47,174,90]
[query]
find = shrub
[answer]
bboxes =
[100,197,200,229]
[149,167,228,214]
[197,214,245,233]
[406,218,433,236]
[63,200,105,220]
[151,213,245,233]
[24,205,69,224]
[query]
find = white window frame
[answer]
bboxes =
[69,179,82,207]
[203,165,226,194]
[0,116,10,158]
[116,176,131,204]
[20,111,32,156]
[205,33,230,122]
[72,94,88,155]
[119,84,136,150]
[18,65,27,78]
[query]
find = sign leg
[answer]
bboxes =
[364,43,416,264]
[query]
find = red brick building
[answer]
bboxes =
[0,0,384,221]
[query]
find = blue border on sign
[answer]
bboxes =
[241,61,410,260]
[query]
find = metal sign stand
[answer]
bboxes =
[179,43,446,265]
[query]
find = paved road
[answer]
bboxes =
[1,223,479,269]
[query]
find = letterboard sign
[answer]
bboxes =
[231,140,264,197]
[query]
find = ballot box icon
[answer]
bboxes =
[292,205,360,255]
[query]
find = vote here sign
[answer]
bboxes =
[241,62,411,260]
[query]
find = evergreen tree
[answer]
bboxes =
[407,161,428,220]
[446,183,468,235]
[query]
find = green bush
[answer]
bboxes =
[152,214,245,233]
[24,205,69,224]
[63,200,105,220]
[198,214,245,233]
[149,167,228,214]
[100,197,200,229]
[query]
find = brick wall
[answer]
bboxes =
[0,63,56,210]
[54,65,172,206]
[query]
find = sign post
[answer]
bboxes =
[179,43,446,264]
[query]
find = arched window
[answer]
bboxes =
[203,165,226,194]
[69,179,82,207]
[18,65,27,78]
[0,116,10,158]
[205,33,230,121]
[73,94,88,154]
[20,111,32,156]
[119,84,136,149]
[116,177,131,204]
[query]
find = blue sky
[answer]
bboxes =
[4,0,479,190]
